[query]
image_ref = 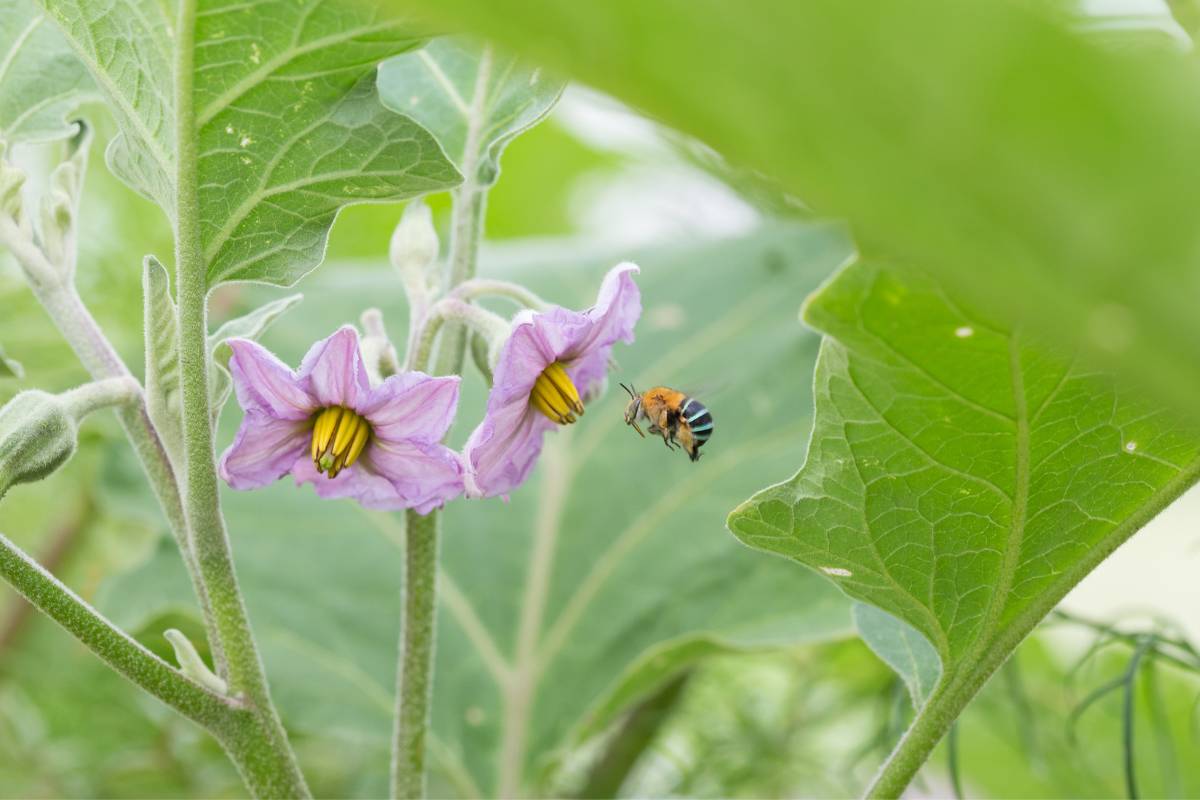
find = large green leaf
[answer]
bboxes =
[728,260,1200,781]
[854,603,940,708]
[38,0,462,287]
[378,37,564,189]
[102,223,856,797]
[0,0,98,144]
[381,0,1200,421]
[38,0,174,209]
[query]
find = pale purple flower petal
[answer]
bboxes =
[218,413,309,489]
[226,339,315,420]
[291,439,463,515]
[298,325,370,409]
[219,325,465,511]
[358,372,460,445]
[464,262,641,498]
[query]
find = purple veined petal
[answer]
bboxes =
[464,396,554,498]
[292,438,464,514]
[463,262,643,499]
[218,412,310,489]
[366,439,465,514]
[291,454,410,509]
[562,263,641,362]
[226,339,315,421]
[297,326,371,409]
[359,373,460,445]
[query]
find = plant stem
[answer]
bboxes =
[59,376,141,419]
[578,671,690,798]
[173,2,307,796]
[391,162,489,797]
[451,278,546,310]
[0,526,309,797]
[0,214,222,670]
[0,531,230,728]
[392,509,441,800]
[434,186,487,377]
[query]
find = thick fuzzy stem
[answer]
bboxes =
[391,509,441,799]
[173,2,308,795]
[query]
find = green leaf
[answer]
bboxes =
[0,345,22,379]
[0,0,98,143]
[143,255,301,462]
[378,37,564,189]
[38,0,174,208]
[854,603,940,708]
[727,260,1200,781]
[380,0,1200,422]
[142,256,183,466]
[207,293,302,422]
[39,0,463,287]
[102,222,856,797]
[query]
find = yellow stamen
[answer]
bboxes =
[543,362,584,415]
[531,388,569,424]
[310,406,372,478]
[530,361,583,425]
[345,417,371,467]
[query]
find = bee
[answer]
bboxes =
[620,384,713,462]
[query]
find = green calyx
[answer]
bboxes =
[0,390,77,500]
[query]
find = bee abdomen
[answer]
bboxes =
[681,397,713,444]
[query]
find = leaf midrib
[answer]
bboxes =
[962,335,1031,664]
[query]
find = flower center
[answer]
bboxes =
[310,406,372,479]
[530,362,585,425]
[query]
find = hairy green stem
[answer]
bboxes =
[0,214,222,670]
[0,528,310,797]
[0,530,232,724]
[406,297,509,373]
[434,187,487,377]
[865,455,1200,798]
[173,2,307,795]
[450,278,546,310]
[59,377,141,419]
[391,177,489,797]
[391,509,442,800]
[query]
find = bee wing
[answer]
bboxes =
[673,380,730,405]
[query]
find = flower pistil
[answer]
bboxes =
[530,362,584,425]
[311,406,371,478]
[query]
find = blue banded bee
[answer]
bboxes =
[620,384,713,462]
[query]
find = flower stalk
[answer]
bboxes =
[391,177,488,798]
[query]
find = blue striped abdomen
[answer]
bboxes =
[681,397,713,444]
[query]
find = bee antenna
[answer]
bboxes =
[619,382,636,399]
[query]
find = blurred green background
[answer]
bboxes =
[3,27,1200,799]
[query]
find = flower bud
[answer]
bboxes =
[359,308,401,382]
[0,390,77,500]
[391,201,441,340]
[390,199,439,277]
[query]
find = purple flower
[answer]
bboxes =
[218,326,464,514]
[464,263,641,498]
